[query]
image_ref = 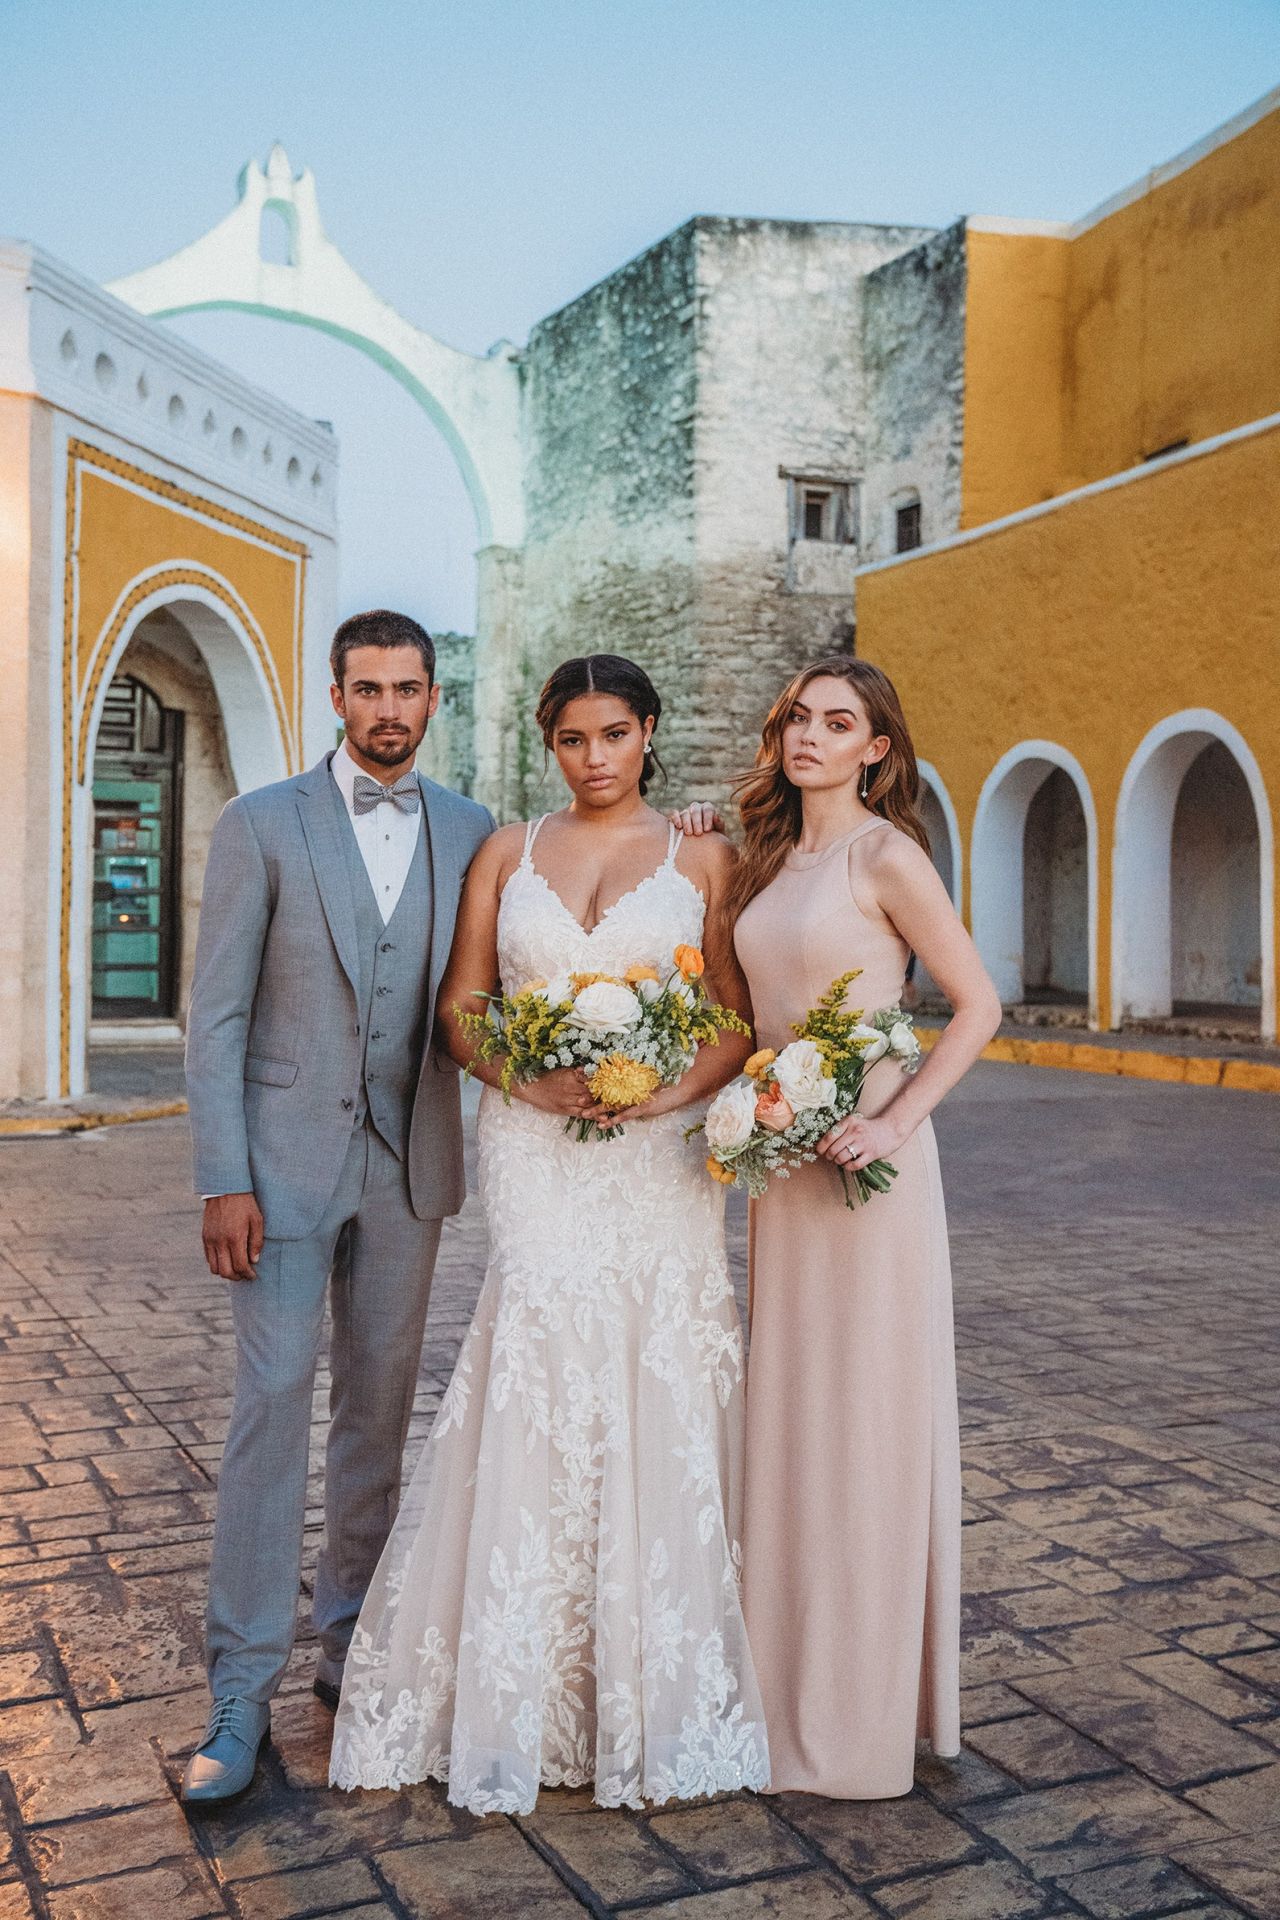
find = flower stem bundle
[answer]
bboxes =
[692,971,921,1207]
[456,947,749,1140]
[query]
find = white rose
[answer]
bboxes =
[636,975,663,1003]
[568,980,642,1033]
[888,1020,918,1061]
[705,1079,758,1153]
[849,1023,890,1065]
[545,974,572,1006]
[773,1039,838,1112]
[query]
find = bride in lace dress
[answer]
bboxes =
[330,654,769,1813]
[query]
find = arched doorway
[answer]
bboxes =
[90,673,184,1024]
[1113,712,1273,1037]
[1022,768,1089,1005]
[913,763,962,1004]
[971,743,1097,1020]
[72,588,287,1095]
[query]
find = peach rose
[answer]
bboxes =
[673,944,705,979]
[754,1082,795,1133]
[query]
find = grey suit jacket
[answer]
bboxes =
[185,754,494,1239]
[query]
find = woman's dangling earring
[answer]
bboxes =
[861,763,870,800]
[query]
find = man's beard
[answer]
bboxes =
[349,726,422,769]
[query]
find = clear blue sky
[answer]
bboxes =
[4,0,1278,631]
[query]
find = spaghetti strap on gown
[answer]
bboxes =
[330,818,769,1812]
[733,818,961,1799]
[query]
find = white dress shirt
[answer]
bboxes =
[330,739,423,927]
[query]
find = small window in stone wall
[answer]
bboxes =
[784,473,859,547]
[895,499,922,553]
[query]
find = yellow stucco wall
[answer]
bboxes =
[961,232,1068,526]
[68,443,307,780]
[857,422,1280,1031]
[961,103,1280,525]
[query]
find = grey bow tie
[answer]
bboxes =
[352,772,420,816]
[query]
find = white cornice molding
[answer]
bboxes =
[968,88,1280,247]
[0,239,339,537]
[856,409,1280,579]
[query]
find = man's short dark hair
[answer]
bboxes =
[330,610,435,686]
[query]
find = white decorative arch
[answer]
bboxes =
[80,570,292,792]
[1112,709,1275,1039]
[65,577,291,1095]
[106,145,524,549]
[971,740,1099,1022]
[917,760,963,910]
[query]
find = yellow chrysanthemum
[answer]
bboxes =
[705,1155,737,1186]
[588,1054,662,1110]
[744,1048,776,1079]
[570,970,619,993]
[624,963,661,984]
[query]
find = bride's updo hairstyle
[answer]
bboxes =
[535,654,667,797]
[726,655,929,919]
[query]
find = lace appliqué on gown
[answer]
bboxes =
[329,820,769,1812]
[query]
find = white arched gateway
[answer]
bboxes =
[70,576,294,1081]
[107,145,524,551]
[1112,710,1274,1039]
[971,741,1099,1023]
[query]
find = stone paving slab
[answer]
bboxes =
[0,1063,1278,1917]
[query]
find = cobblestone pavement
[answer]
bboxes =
[1,1064,1278,1920]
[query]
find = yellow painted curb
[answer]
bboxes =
[917,1027,1280,1092]
[0,1098,188,1137]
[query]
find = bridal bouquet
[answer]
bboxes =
[692,970,921,1207]
[456,945,750,1139]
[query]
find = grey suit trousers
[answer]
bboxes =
[205,1120,441,1703]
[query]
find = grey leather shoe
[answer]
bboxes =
[181,1696,270,1804]
[312,1652,344,1712]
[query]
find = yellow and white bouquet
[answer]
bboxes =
[692,970,921,1207]
[457,944,750,1140]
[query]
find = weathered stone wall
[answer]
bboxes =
[419,629,478,798]
[510,216,933,821]
[515,226,699,818]
[691,218,932,812]
[860,221,967,566]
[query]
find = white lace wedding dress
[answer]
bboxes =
[329,817,769,1812]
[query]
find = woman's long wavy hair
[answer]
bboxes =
[726,656,929,919]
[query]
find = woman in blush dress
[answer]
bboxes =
[724,656,1000,1800]
[330,654,769,1814]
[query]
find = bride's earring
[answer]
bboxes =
[861,763,870,800]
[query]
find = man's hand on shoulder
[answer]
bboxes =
[203,1193,265,1282]
[668,801,726,838]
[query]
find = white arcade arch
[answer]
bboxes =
[971,741,1099,1023]
[1112,709,1274,1039]
[67,578,291,1094]
[917,760,962,909]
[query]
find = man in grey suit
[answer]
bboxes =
[180,609,494,1803]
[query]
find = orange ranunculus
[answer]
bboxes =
[674,944,705,979]
[754,1083,795,1133]
[744,1048,776,1079]
[706,1154,737,1186]
[624,963,661,985]
[569,970,618,993]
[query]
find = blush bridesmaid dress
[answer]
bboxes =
[734,817,961,1798]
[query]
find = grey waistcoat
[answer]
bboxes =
[333,777,433,1160]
